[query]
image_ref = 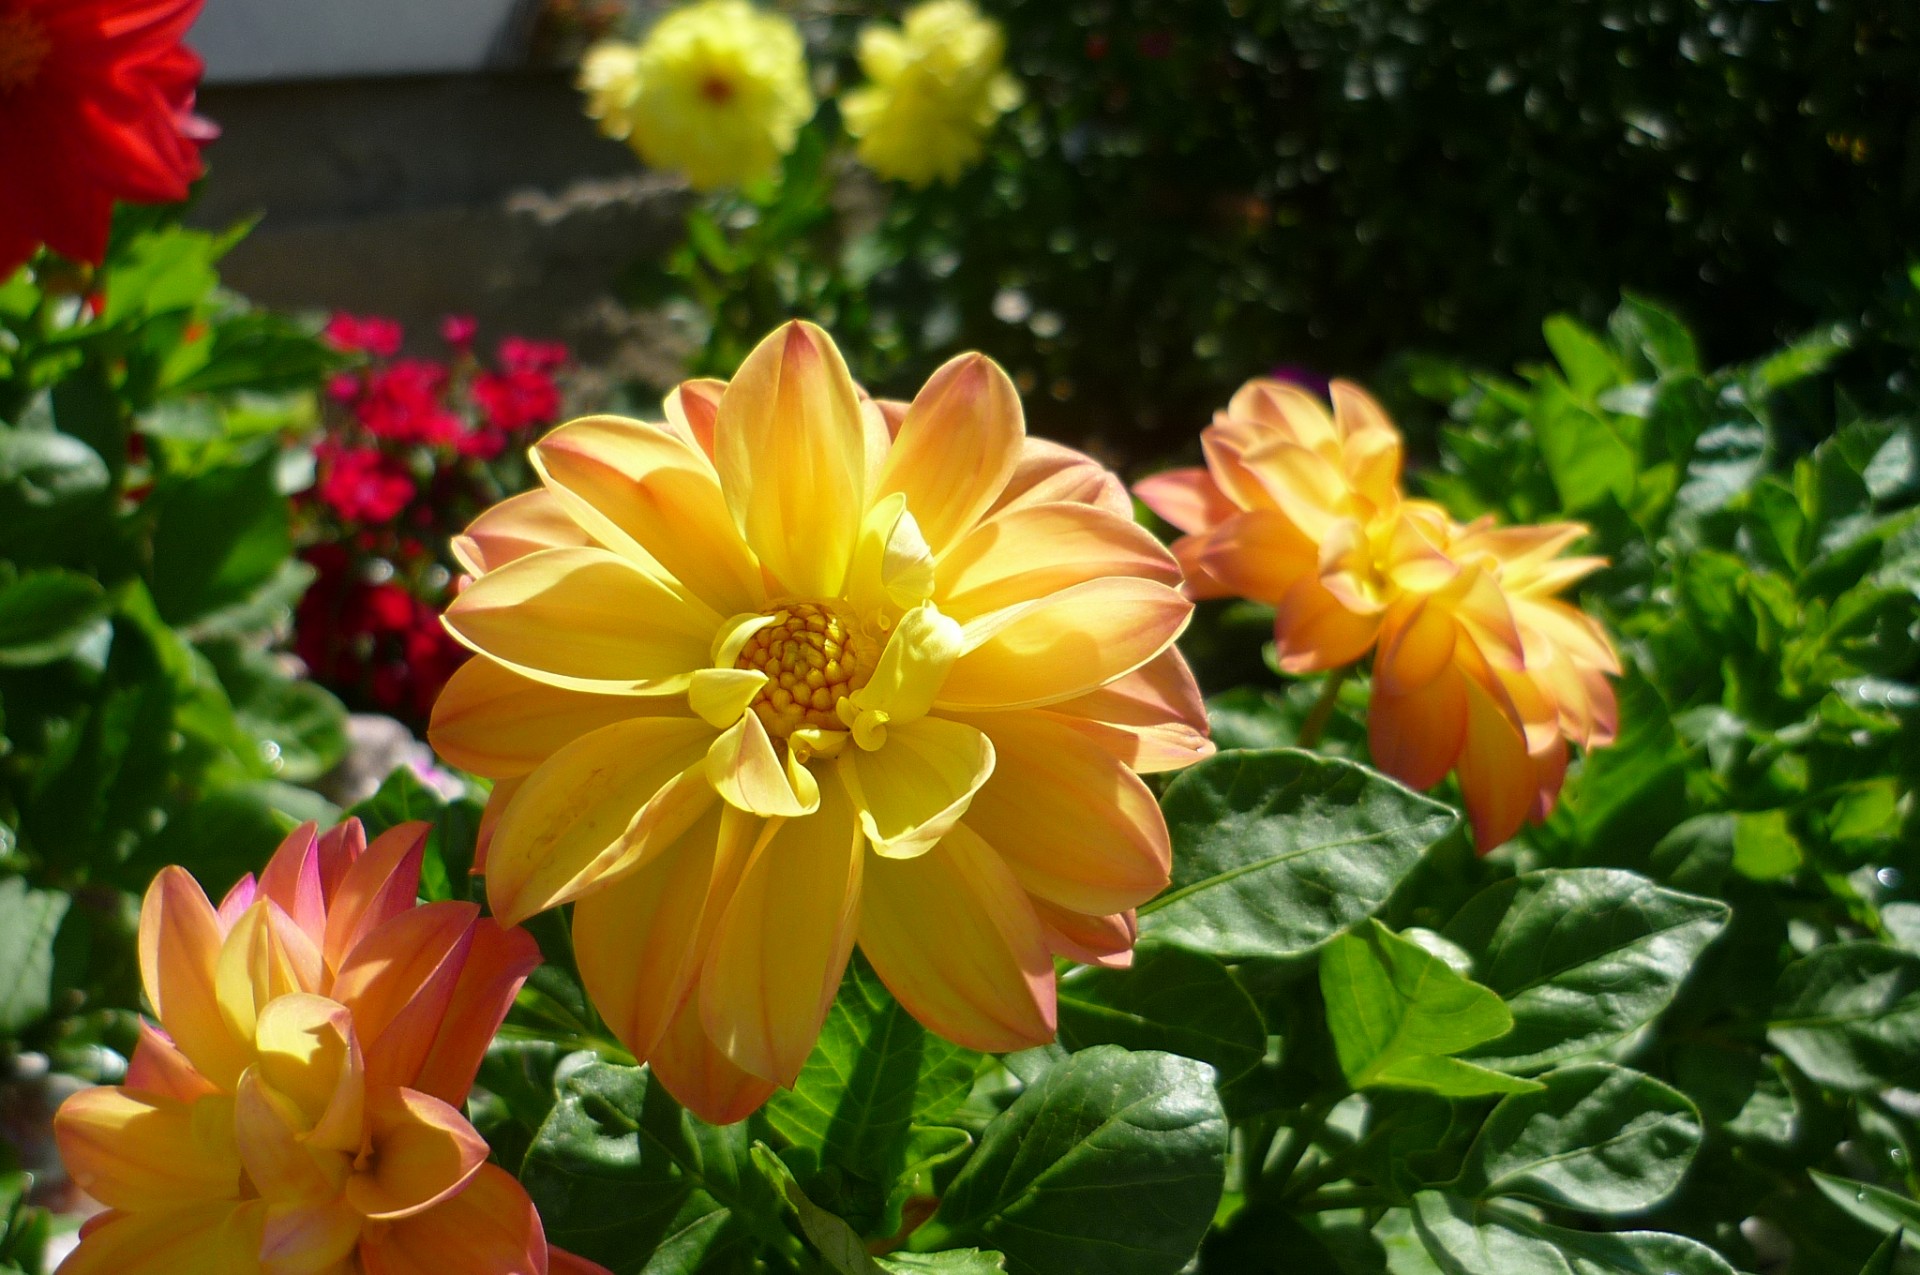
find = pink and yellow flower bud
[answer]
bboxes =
[54,819,603,1275]
[428,321,1213,1122]
[1137,377,1620,851]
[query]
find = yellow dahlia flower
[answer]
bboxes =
[431,322,1210,1123]
[1136,377,1619,850]
[840,0,1022,187]
[578,0,815,191]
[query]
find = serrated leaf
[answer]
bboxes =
[0,878,70,1034]
[1142,750,1456,959]
[1320,920,1538,1097]
[1442,869,1728,1071]
[1769,944,1920,1092]
[1057,946,1266,1084]
[1457,1063,1702,1213]
[915,1046,1226,1275]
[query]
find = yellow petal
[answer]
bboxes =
[1271,575,1382,674]
[261,1200,364,1275]
[1228,378,1340,451]
[125,1021,219,1102]
[574,802,759,1061]
[215,901,325,1047]
[1237,438,1350,539]
[58,1202,266,1275]
[858,823,1055,1052]
[648,995,777,1126]
[874,352,1024,554]
[1368,666,1469,791]
[1192,509,1318,605]
[712,321,868,598]
[428,656,655,779]
[534,415,766,616]
[1372,595,1459,695]
[839,716,994,859]
[345,1087,489,1221]
[55,1087,242,1212]
[844,601,964,736]
[846,492,937,616]
[1329,379,1403,507]
[443,546,715,695]
[701,772,864,1084]
[358,1163,545,1275]
[484,715,717,923]
[935,502,1182,620]
[952,710,1170,916]
[253,993,365,1152]
[235,1069,351,1206]
[939,578,1191,711]
[1198,413,1280,513]
[450,488,593,578]
[1035,647,1214,774]
[664,378,726,457]
[987,436,1131,518]
[138,866,250,1089]
[689,667,768,729]
[706,711,820,818]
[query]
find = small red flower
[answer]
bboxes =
[441,314,479,349]
[323,312,405,358]
[358,360,462,445]
[472,367,562,434]
[498,336,569,375]
[316,443,415,522]
[0,0,216,277]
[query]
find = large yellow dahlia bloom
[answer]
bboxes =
[53,820,602,1275]
[578,0,815,191]
[1136,377,1619,850]
[840,0,1022,187]
[431,322,1210,1122]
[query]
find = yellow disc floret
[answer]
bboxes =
[735,602,878,737]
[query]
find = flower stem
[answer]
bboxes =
[1296,664,1355,750]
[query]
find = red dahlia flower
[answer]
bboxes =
[0,0,215,277]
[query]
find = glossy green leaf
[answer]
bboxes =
[1769,944,1920,1092]
[1457,1063,1702,1213]
[149,449,290,624]
[0,878,69,1034]
[1378,1191,1738,1274]
[1057,946,1266,1084]
[1442,869,1728,1071]
[1143,750,1456,959]
[916,1046,1226,1275]
[1320,920,1537,1097]
[0,570,108,667]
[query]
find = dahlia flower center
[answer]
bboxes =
[699,73,736,105]
[0,10,51,91]
[735,602,877,737]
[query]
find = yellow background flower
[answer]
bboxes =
[432,322,1211,1122]
[579,0,815,191]
[841,0,1022,187]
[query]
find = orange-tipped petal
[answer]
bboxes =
[345,1087,489,1221]
[1192,509,1319,605]
[451,488,595,578]
[1228,378,1340,452]
[315,820,368,906]
[1198,415,1279,513]
[323,823,429,975]
[473,775,523,876]
[55,1087,242,1212]
[214,901,326,1046]
[429,656,662,780]
[665,378,726,457]
[1033,901,1137,969]
[125,1021,217,1103]
[876,352,1024,554]
[858,823,1056,1052]
[953,710,1171,917]
[935,502,1182,620]
[712,321,868,599]
[1237,439,1351,539]
[262,1200,364,1275]
[443,546,715,696]
[1455,677,1536,851]
[988,436,1132,519]
[534,415,765,616]
[259,822,329,947]
[235,1068,352,1205]
[941,577,1191,711]
[1037,646,1214,773]
[138,866,250,1088]
[359,1163,545,1275]
[408,920,542,1108]
[1372,595,1459,696]
[574,802,757,1062]
[1368,667,1469,791]
[700,772,864,1085]
[216,874,257,930]
[58,1201,266,1275]
[1133,466,1237,536]
[1271,575,1382,674]
[330,903,478,1093]
[649,995,778,1126]
[484,716,716,924]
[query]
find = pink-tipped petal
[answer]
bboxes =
[408,919,542,1108]
[345,1087,490,1221]
[649,995,778,1126]
[138,866,250,1088]
[322,823,429,975]
[1134,466,1237,536]
[359,1163,545,1275]
[330,903,478,1092]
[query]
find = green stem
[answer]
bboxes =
[1296,664,1356,750]
[1298,1186,1390,1212]
[1261,1097,1336,1195]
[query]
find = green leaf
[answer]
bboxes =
[1379,1191,1737,1274]
[1320,920,1538,1096]
[916,1046,1226,1275]
[1543,316,1625,400]
[763,956,978,1230]
[0,570,108,667]
[880,1252,1007,1274]
[1442,869,1728,1071]
[1057,946,1267,1085]
[1456,1063,1702,1213]
[1810,1171,1920,1246]
[753,1143,885,1275]
[1142,750,1457,959]
[1609,293,1701,378]
[518,1060,794,1274]
[1531,381,1637,511]
[0,422,111,551]
[149,449,291,624]
[0,878,70,1034]
[1768,944,1920,1092]
[1859,1229,1904,1275]
[1731,809,1804,880]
